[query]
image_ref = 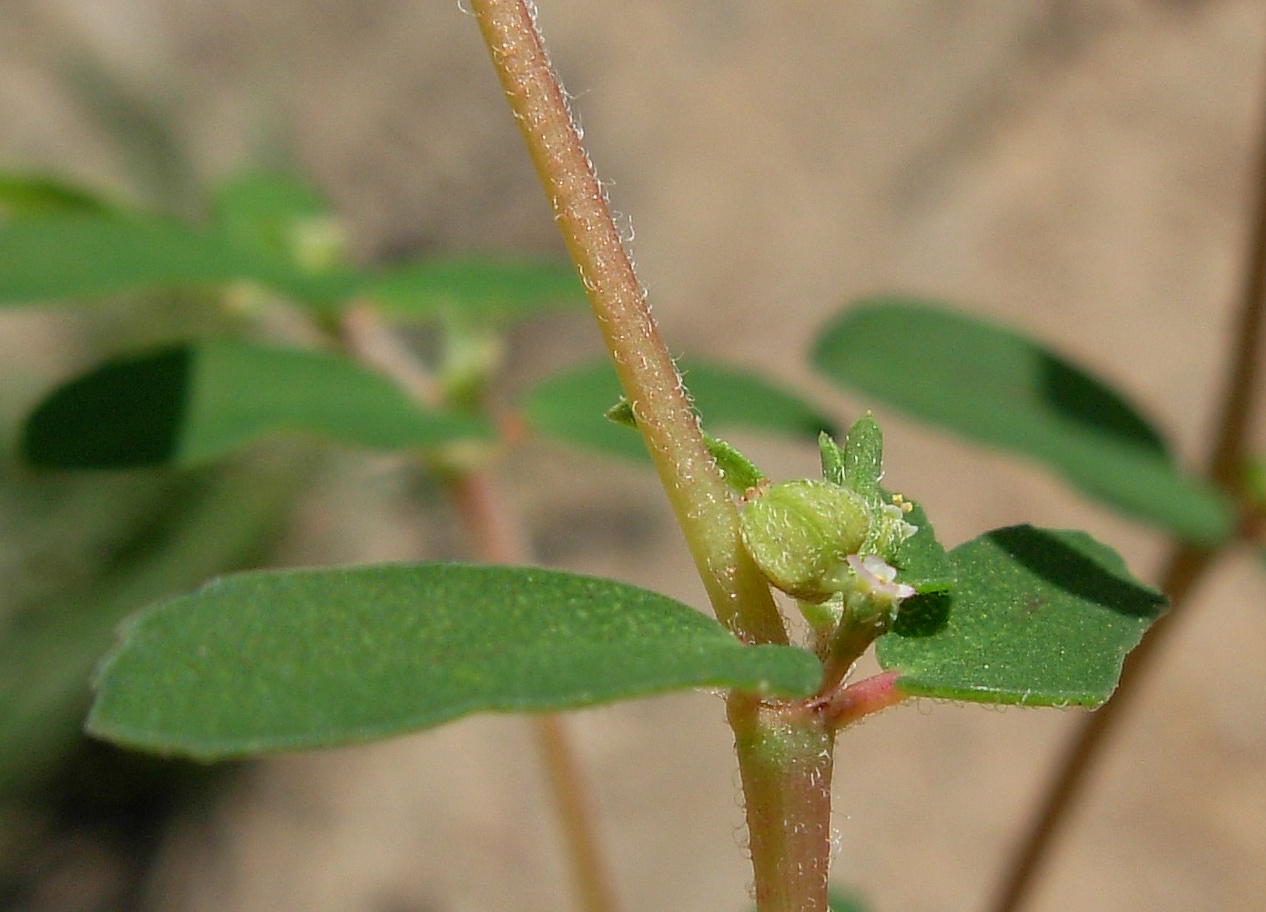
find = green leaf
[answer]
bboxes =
[705,435,769,492]
[210,171,335,262]
[876,525,1166,707]
[0,213,355,308]
[811,299,1234,545]
[366,256,585,323]
[840,415,884,500]
[818,431,846,486]
[21,340,492,468]
[524,359,837,461]
[0,173,111,216]
[86,563,821,759]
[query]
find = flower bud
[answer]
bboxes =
[739,479,870,602]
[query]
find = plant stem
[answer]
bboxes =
[534,712,620,912]
[466,6,850,909]
[988,53,1266,912]
[467,0,785,647]
[729,694,837,912]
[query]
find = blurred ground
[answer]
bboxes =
[2,2,1266,911]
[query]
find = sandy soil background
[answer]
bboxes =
[2,2,1265,911]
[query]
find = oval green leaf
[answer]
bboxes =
[523,359,837,461]
[0,213,355,308]
[21,340,491,468]
[86,563,821,759]
[875,525,1166,707]
[811,299,1233,545]
[366,256,585,323]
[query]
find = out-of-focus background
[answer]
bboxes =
[2,2,1265,911]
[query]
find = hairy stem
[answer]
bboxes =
[989,53,1266,912]
[465,6,856,909]
[729,695,836,912]
[468,0,785,646]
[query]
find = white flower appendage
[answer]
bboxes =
[846,554,916,604]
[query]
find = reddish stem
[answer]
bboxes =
[811,670,907,731]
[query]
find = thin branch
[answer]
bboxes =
[340,301,442,406]
[1210,79,1266,492]
[534,713,622,912]
[450,470,623,912]
[988,46,1266,912]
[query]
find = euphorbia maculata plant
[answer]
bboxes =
[13,4,1266,912]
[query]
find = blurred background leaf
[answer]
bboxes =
[812,298,1234,546]
[0,459,307,797]
[366,256,585,325]
[21,340,494,469]
[0,173,112,217]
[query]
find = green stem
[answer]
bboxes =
[728,695,837,912]
[467,0,785,646]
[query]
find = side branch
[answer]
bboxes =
[812,670,907,731]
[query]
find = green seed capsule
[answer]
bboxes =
[739,479,870,603]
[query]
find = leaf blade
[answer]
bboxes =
[876,525,1166,707]
[0,212,354,308]
[86,563,821,759]
[811,298,1233,545]
[0,173,112,216]
[21,341,492,468]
